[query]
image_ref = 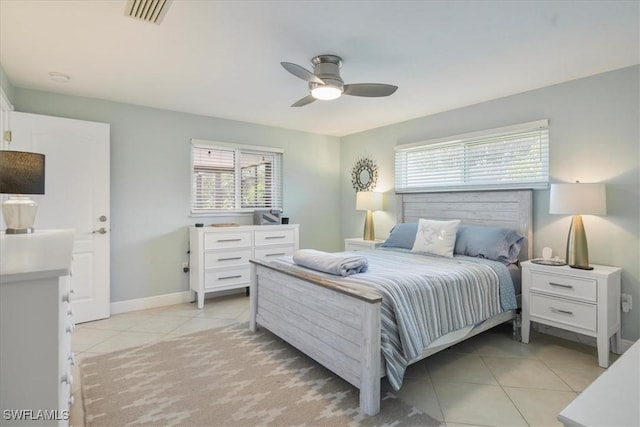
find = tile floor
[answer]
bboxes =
[70,293,615,427]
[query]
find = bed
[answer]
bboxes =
[249,190,532,415]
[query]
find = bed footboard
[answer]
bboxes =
[249,261,383,416]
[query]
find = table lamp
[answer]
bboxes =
[0,150,46,234]
[356,191,383,241]
[549,182,606,270]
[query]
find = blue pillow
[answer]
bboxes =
[380,222,418,249]
[454,225,524,264]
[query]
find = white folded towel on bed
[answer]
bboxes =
[292,249,368,277]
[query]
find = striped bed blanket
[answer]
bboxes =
[272,248,517,390]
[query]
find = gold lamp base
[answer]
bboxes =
[566,215,593,270]
[363,210,375,241]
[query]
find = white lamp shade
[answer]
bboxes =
[356,191,383,211]
[549,183,607,215]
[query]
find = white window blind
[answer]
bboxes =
[191,140,283,214]
[395,120,549,193]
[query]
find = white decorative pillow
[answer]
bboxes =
[411,218,461,258]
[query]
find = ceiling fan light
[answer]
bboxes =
[311,85,342,100]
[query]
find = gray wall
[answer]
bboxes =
[0,67,15,103]
[6,65,639,341]
[12,89,342,302]
[340,65,640,341]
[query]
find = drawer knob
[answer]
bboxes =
[61,374,73,385]
[69,352,76,366]
[265,252,286,257]
[217,238,242,242]
[549,282,574,289]
[218,256,242,261]
[62,294,71,303]
[69,394,75,406]
[66,324,75,334]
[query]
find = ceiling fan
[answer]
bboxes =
[281,54,398,107]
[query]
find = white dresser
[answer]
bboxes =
[0,230,75,426]
[189,224,299,308]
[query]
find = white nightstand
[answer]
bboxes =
[344,237,385,251]
[521,260,622,367]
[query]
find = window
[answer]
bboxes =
[395,120,549,193]
[191,140,283,214]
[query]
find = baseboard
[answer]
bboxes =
[110,288,246,315]
[534,324,636,354]
[620,339,635,353]
[110,291,193,315]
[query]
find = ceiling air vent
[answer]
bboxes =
[125,0,173,25]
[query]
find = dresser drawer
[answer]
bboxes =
[530,271,597,302]
[255,228,295,246]
[204,231,252,249]
[204,248,252,268]
[530,293,596,332]
[254,245,294,260]
[204,267,250,290]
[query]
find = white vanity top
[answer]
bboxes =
[0,229,75,282]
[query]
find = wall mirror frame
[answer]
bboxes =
[351,156,378,192]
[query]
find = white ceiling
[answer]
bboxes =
[1,1,638,137]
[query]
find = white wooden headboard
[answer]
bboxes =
[397,190,533,261]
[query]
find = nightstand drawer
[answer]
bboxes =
[344,238,384,251]
[347,242,375,251]
[204,249,252,268]
[530,271,597,302]
[255,228,295,246]
[530,293,596,332]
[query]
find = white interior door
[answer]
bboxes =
[8,112,110,323]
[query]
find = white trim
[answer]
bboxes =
[395,119,549,151]
[394,120,549,193]
[620,339,635,353]
[110,291,192,315]
[191,138,284,154]
[0,87,14,112]
[190,139,284,215]
[109,288,246,315]
[535,324,635,354]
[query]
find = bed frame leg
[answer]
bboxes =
[512,309,522,342]
[360,302,381,416]
[249,262,258,332]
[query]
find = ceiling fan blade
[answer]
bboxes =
[281,62,325,84]
[343,83,398,97]
[291,95,316,107]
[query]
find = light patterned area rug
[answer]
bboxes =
[81,323,442,427]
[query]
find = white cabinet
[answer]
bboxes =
[0,230,75,426]
[190,224,299,308]
[344,237,384,251]
[521,261,622,368]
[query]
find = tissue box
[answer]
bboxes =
[253,209,282,225]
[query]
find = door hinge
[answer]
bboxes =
[3,130,11,143]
